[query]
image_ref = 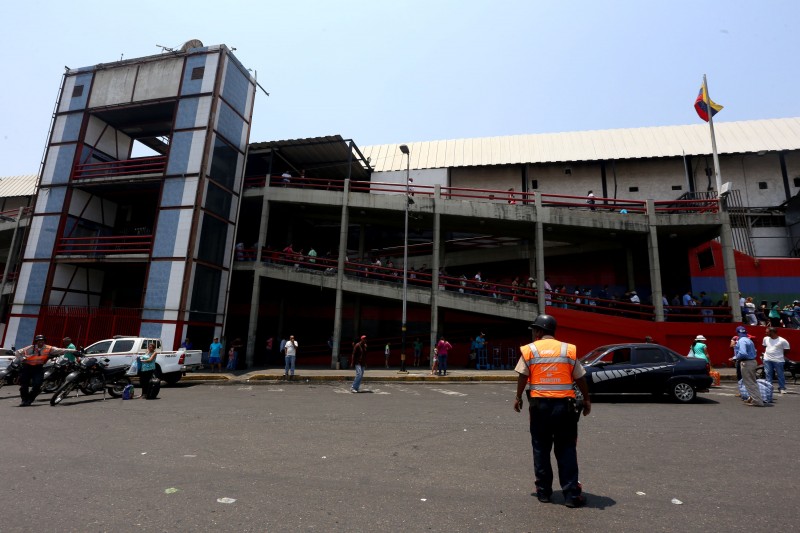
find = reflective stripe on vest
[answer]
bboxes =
[24,346,53,366]
[524,340,576,398]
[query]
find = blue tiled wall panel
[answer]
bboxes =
[13,317,39,349]
[175,97,200,130]
[140,321,165,336]
[22,263,50,306]
[181,55,209,96]
[54,113,83,143]
[161,179,187,207]
[216,100,245,149]
[66,72,93,111]
[166,131,194,175]
[43,187,67,213]
[221,57,250,117]
[143,262,172,312]
[34,216,60,259]
[152,211,179,257]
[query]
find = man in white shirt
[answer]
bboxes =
[284,335,298,379]
[762,327,790,394]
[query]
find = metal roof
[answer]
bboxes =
[363,117,800,172]
[0,175,38,198]
[248,135,372,181]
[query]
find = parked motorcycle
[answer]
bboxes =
[0,357,23,391]
[756,357,800,384]
[42,356,81,393]
[50,357,132,405]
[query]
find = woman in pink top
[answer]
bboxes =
[435,337,452,376]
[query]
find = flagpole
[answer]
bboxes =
[703,74,723,195]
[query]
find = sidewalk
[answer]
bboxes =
[181,365,739,384]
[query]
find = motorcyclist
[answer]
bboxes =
[15,334,79,406]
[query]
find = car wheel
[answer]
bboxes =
[670,380,696,403]
[161,372,182,386]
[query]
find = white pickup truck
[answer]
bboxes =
[82,336,202,385]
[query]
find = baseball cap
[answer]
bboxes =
[360,335,367,340]
[736,326,747,336]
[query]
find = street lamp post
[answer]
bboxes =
[399,144,411,373]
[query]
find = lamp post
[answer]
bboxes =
[399,144,411,373]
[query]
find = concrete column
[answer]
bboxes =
[332,180,350,368]
[429,185,442,357]
[1,207,24,286]
[646,200,664,322]
[626,248,635,291]
[244,273,261,368]
[719,208,742,322]
[245,188,272,368]
[534,194,546,312]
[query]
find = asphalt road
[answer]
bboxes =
[1,381,796,532]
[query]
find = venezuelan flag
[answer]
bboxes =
[694,86,723,122]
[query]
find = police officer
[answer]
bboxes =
[15,334,79,406]
[513,314,591,507]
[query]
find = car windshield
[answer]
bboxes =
[579,346,611,365]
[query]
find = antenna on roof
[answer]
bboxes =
[156,44,175,53]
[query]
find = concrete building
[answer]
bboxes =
[3,43,256,350]
[2,45,799,366]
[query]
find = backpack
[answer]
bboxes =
[122,384,134,400]
[146,375,161,400]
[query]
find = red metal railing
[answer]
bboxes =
[38,306,143,348]
[55,235,153,255]
[73,156,167,180]
[0,207,33,221]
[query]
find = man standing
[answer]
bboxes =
[513,314,591,508]
[351,335,367,393]
[762,327,791,394]
[15,335,79,406]
[284,335,298,379]
[209,337,222,373]
[729,326,763,406]
[435,336,452,376]
[62,337,78,363]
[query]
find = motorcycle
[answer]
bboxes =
[42,356,81,394]
[50,357,132,405]
[0,357,23,390]
[756,357,800,384]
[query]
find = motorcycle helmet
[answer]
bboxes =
[34,334,46,342]
[529,314,557,335]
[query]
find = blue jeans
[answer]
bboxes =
[438,354,448,374]
[284,355,296,376]
[352,364,364,391]
[764,360,786,390]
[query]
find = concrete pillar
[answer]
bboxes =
[429,185,442,358]
[332,180,350,368]
[534,194,546,312]
[245,186,272,368]
[646,200,664,322]
[719,208,742,322]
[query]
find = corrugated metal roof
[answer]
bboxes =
[248,135,372,181]
[363,118,800,172]
[0,175,38,198]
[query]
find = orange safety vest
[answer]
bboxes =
[23,345,55,366]
[521,338,577,398]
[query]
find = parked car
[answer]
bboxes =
[577,343,713,402]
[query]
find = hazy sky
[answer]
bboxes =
[1,0,798,176]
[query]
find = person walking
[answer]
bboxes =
[284,335,298,379]
[513,314,591,508]
[762,327,791,394]
[351,335,367,393]
[690,335,710,362]
[435,336,452,376]
[729,326,763,406]
[208,337,222,372]
[14,335,79,406]
[138,342,158,399]
[384,342,390,368]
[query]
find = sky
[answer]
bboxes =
[1,0,799,176]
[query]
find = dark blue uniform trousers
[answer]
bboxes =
[528,397,581,499]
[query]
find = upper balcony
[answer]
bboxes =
[72,155,167,182]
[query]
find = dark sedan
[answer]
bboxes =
[578,343,713,402]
